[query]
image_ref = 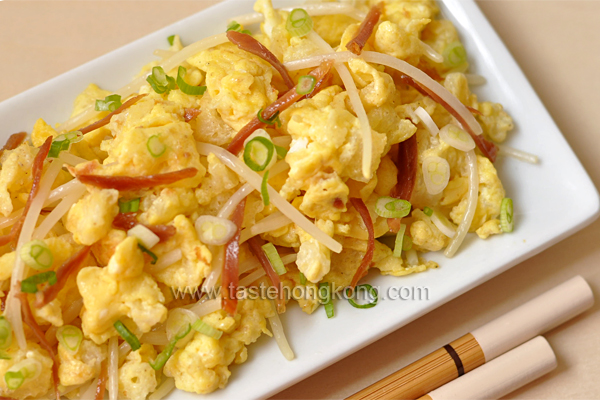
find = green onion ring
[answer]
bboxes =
[243,136,275,172]
[346,284,378,309]
[375,197,412,219]
[176,66,207,96]
[286,8,313,37]
[296,75,317,95]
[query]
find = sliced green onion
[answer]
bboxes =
[167,35,176,46]
[443,42,467,68]
[286,8,313,37]
[138,244,158,265]
[375,197,412,219]
[0,317,12,350]
[257,108,281,127]
[4,371,24,390]
[244,136,275,172]
[20,240,53,271]
[192,319,222,340]
[393,224,407,258]
[296,75,316,95]
[226,21,251,35]
[402,236,412,251]
[319,282,331,304]
[176,66,207,96]
[118,198,140,214]
[150,324,190,370]
[299,272,307,285]
[48,138,69,158]
[319,283,334,318]
[6,359,41,387]
[95,94,122,112]
[275,145,288,159]
[48,131,82,158]
[423,207,433,217]
[261,171,270,206]
[21,271,57,294]
[56,325,83,354]
[262,243,286,275]
[195,216,237,246]
[166,308,197,345]
[147,135,166,158]
[346,284,378,309]
[62,131,84,144]
[129,225,160,249]
[147,66,176,94]
[227,21,241,31]
[113,320,140,351]
[500,198,514,233]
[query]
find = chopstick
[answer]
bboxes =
[346,275,593,400]
[418,336,557,400]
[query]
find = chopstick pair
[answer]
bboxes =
[419,335,555,400]
[346,275,594,400]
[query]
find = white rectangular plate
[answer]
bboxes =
[1,1,598,399]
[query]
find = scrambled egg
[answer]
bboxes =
[410,209,449,251]
[65,188,119,246]
[77,237,168,343]
[187,43,278,131]
[31,118,58,148]
[296,219,334,283]
[119,344,158,400]
[164,299,274,394]
[97,96,205,188]
[138,187,197,226]
[195,153,240,216]
[450,156,505,231]
[0,143,35,217]
[58,339,105,386]
[0,342,54,399]
[150,215,212,289]
[444,73,514,143]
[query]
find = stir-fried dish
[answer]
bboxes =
[0,0,536,398]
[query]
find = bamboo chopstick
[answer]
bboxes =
[418,336,557,400]
[346,275,593,400]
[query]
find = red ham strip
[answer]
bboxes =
[349,198,375,289]
[78,94,147,135]
[94,361,108,400]
[112,212,176,242]
[390,134,418,201]
[227,61,334,154]
[248,236,286,314]
[0,136,52,248]
[387,134,418,233]
[184,108,201,122]
[227,31,295,90]
[35,246,91,308]
[221,199,246,315]
[0,131,27,158]
[467,105,483,116]
[75,167,197,191]
[346,3,384,55]
[17,292,60,400]
[400,74,498,161]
